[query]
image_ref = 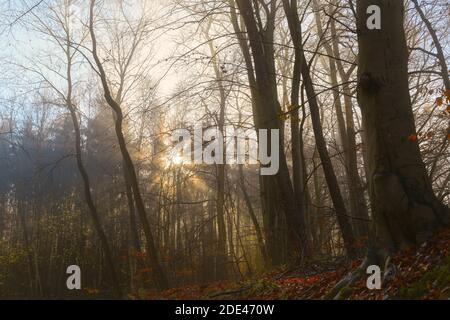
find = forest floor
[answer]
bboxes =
[144,227,450,300]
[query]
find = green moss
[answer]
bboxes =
[399,257,450,299]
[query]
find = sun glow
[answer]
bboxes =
[163,152,185,169]
[170,154,184,166]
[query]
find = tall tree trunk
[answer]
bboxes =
[281,0,312,249]
[330,5,370,241]
[235,0,309,262]
[17,199,35,297]
[89,0,169,291]
[283,0,357,259]
[229,1,284,265]
[312,0,370,242]
[67,105,121,297]
[356,0,450,258]
[65,43,121,296]
[238,165,268,265]
[204,23,228,280]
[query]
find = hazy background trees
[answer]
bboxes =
[0,0,448,298]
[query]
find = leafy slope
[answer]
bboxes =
[143,228,450,300]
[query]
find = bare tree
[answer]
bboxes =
[88,0,169,291]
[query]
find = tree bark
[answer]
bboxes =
[235,0,309,262]
[356,0,450,257]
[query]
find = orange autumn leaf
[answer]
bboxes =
[85,288,100,295]
[408,134,418,141]
[436,97,443,106]
[445,89,450,101]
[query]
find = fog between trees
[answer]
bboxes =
[0,0,448,299]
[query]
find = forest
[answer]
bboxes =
[0,0,449,300]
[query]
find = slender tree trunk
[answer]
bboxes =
[238,165,268,265]
[204,24,228,280]
[281,0,312,252]
[283,0,357,259]
[17,199,35,296]
[229,1,283,265]
[66,54,121,296]
[312,0,370,242]
[124,167,141,251]
[411,0,450,91]
[89,0,169,291]
[235,0,309,262]
[412,0,450,186]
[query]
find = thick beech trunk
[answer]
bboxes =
[356,0,450,256]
